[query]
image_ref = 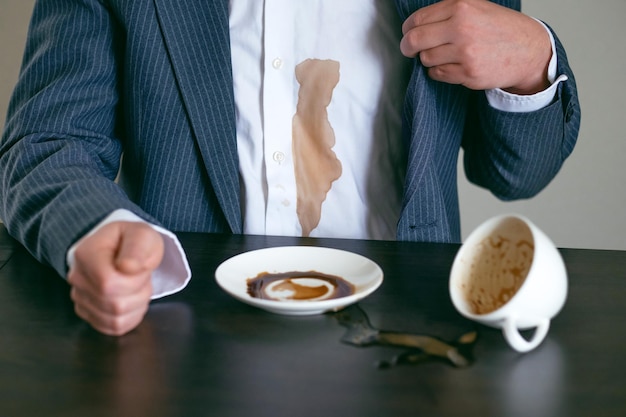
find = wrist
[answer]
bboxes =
[504,17,553,95]
[503,73,550,96]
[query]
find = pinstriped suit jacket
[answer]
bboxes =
[0,0,580,277]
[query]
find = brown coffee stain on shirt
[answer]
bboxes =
[292,59,342,237]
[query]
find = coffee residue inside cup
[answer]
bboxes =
[463,234,534,315]
[247,271,355,301]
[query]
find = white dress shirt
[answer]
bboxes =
[231,0,411,240]
[68,1,565,298]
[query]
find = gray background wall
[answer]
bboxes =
[1,1,625,250]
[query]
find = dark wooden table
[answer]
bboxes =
[0,225,625,417]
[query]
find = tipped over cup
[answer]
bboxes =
[449,214,568,352]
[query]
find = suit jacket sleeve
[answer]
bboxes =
[0,0,158,276]
[461,24,581,200]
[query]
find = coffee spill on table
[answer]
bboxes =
[292,59,342,237]
[247,270,355,301]
[334,305,476,368]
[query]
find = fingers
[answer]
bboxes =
[68,221,164,336]
[71,284,151,336]
[400,20,454,59]
[426,63,466,86]
[400,1,454,57]
[401,0,452,36]
[418,43,459,69]
[419,44,482,87]
[400,0,551,93]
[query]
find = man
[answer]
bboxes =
[0,0,580,335]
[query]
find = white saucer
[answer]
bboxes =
[215,246,383,315]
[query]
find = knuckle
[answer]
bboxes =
[95,314,133,336]
[428,66,444,81]
[69,286,80,303]
[110,312,144,336]
[410,12,424,28]
[93,278,110,295]
[95,276,120,297]
[108,298,128,316]
[452,0,472,15]
[109,316,131,336]
[73,302,87,320]
[67,268,79,285]
[463,61,482,81]
[73,242,92,262]
[457,47,481,76]
[419,50,432,67]
[129,221,154,238]
[130,223,161,247]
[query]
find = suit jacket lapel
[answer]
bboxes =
[393,0,465,236]
[394,0,434,201]
[152,0,242,233]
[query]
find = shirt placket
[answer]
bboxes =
[263,0,298,235]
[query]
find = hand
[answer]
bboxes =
[400,0,552,94]
[67,221,165,336]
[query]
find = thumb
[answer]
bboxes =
[115,222,165,275]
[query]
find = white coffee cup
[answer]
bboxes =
[449,214,568,352]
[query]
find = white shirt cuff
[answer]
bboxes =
[66,209,192,300]
[485,18,567,113]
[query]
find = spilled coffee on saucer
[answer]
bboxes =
[247,271,355,302]
[461,220,534,315]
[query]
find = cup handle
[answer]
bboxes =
[502,317,550,353]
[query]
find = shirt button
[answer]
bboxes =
[272,151,285,163]
[272,58,283,69]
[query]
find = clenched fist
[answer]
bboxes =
[68,221,165,336]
